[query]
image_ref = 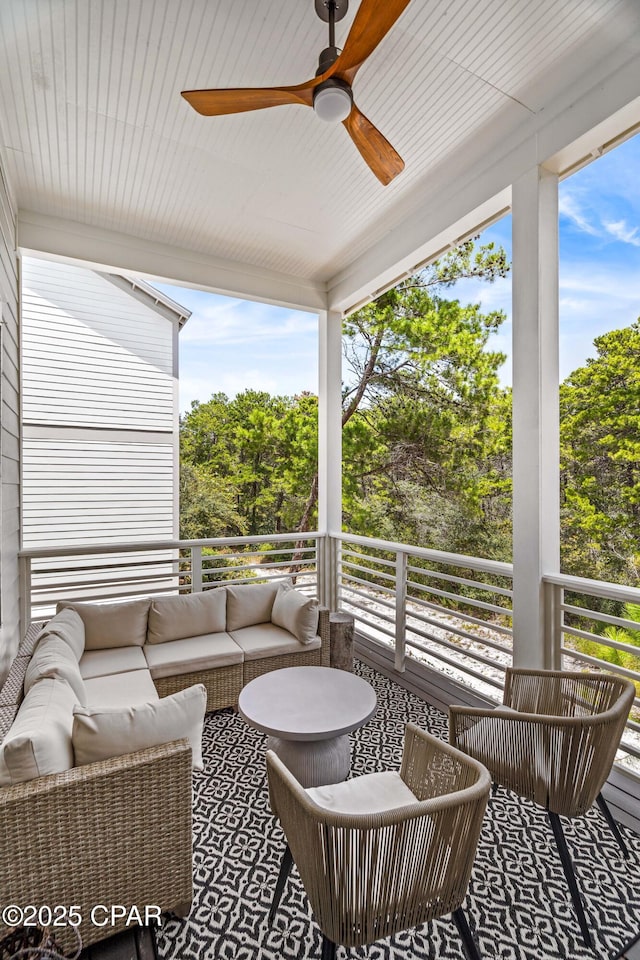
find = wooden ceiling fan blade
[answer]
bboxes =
[181,82,316,116]
[332,0,413,83]
[343,105,404,185]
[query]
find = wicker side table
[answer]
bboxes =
[329,611,354,672]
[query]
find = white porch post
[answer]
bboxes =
[317,309,343,610]
[511,166,560,668]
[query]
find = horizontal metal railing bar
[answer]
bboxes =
[338,595,396,626]
[202,547,316,564]
[562,602,640,634]
[29,584,187,614]
[347,614,396,642]
[407,606,513,656]
[619,738,640,761]
[341,549,397,571]
[560,644,640,683]
[407,577,513,617]
[406,562,513,597]
[341,573,396,597]
[406,621,509,673]
[201,558,313,576]
[201,573,294,590]
[31,570,183,593]
[335,532,513,578]
[406,590,513,635]
[340,558,398,581]
[30,557,179,575]
[19,531,322,560]
[338,585,397,613]
[543,572,640,605]
[405,637,505,690]
[561,624,640,660]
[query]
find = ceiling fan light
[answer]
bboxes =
[313,82,352,123]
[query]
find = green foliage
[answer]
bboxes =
[560,320,640,585]
[572,602,640,695]
[181,390,317,537]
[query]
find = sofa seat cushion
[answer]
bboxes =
[72,684,207,770]
[230,622,320,661]
[25,636,87,704]
[147,589,227,644]
[226,582,282,632]
[143,633,243,680]
[0,678,77,786]
[57,598,150,649]
[84,669,159,708]
[79,646,148,680]
[41,608,85,660]
[306,771,418,815]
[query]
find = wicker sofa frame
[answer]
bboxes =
[0,599,331,948]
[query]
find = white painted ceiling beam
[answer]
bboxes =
[17,211,328,313]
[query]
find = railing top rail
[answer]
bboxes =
[19,531,322,560]
[332,531,513,578]
[543,572,640,605]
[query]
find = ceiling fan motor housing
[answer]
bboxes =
[313,77,353,122]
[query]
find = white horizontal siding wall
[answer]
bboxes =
[21,257,181,605]
[22,439,175,545]
[0,153,21,683]
[22,258,174,430]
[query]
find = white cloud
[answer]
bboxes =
[603,219,640,247]
[558,192,600,236]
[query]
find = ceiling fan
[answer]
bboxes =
[181,0,412,186]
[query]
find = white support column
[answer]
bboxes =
[511,166,560,668]
[317,309,343,609]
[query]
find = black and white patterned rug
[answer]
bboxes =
[156,662,640,960]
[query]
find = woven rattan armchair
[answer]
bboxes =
[267,722,491,960]
[449,668,635,949]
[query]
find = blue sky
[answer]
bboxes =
[156,132,640,410]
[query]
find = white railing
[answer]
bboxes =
[332,532,514,702]
[543,573,640,770]
[19,533,325,623]
[18,533,640,769]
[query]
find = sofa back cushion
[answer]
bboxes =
[72,683,207,769]
[226,581,281,631]
[57,598,150,649]
[0,678,77,786]
[271,584,319,644]
[41,608,85,660]
[147,589,227,644]
[25,636,87,703]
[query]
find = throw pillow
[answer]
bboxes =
[226,581,282,631]
[40,608,85,660]
[24,635,87,703]
[0,678,77,785]
[271,583,319,644]
[72,683,207,769]
[147,588,227,644]
[57,597,150,648]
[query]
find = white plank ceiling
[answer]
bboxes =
[0,0,639,287]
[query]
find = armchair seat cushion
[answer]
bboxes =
[84,669,159,708]
[306,771,418,815]
[80,646,148,679]
[230,622,320,661]
[143,633,243,679]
